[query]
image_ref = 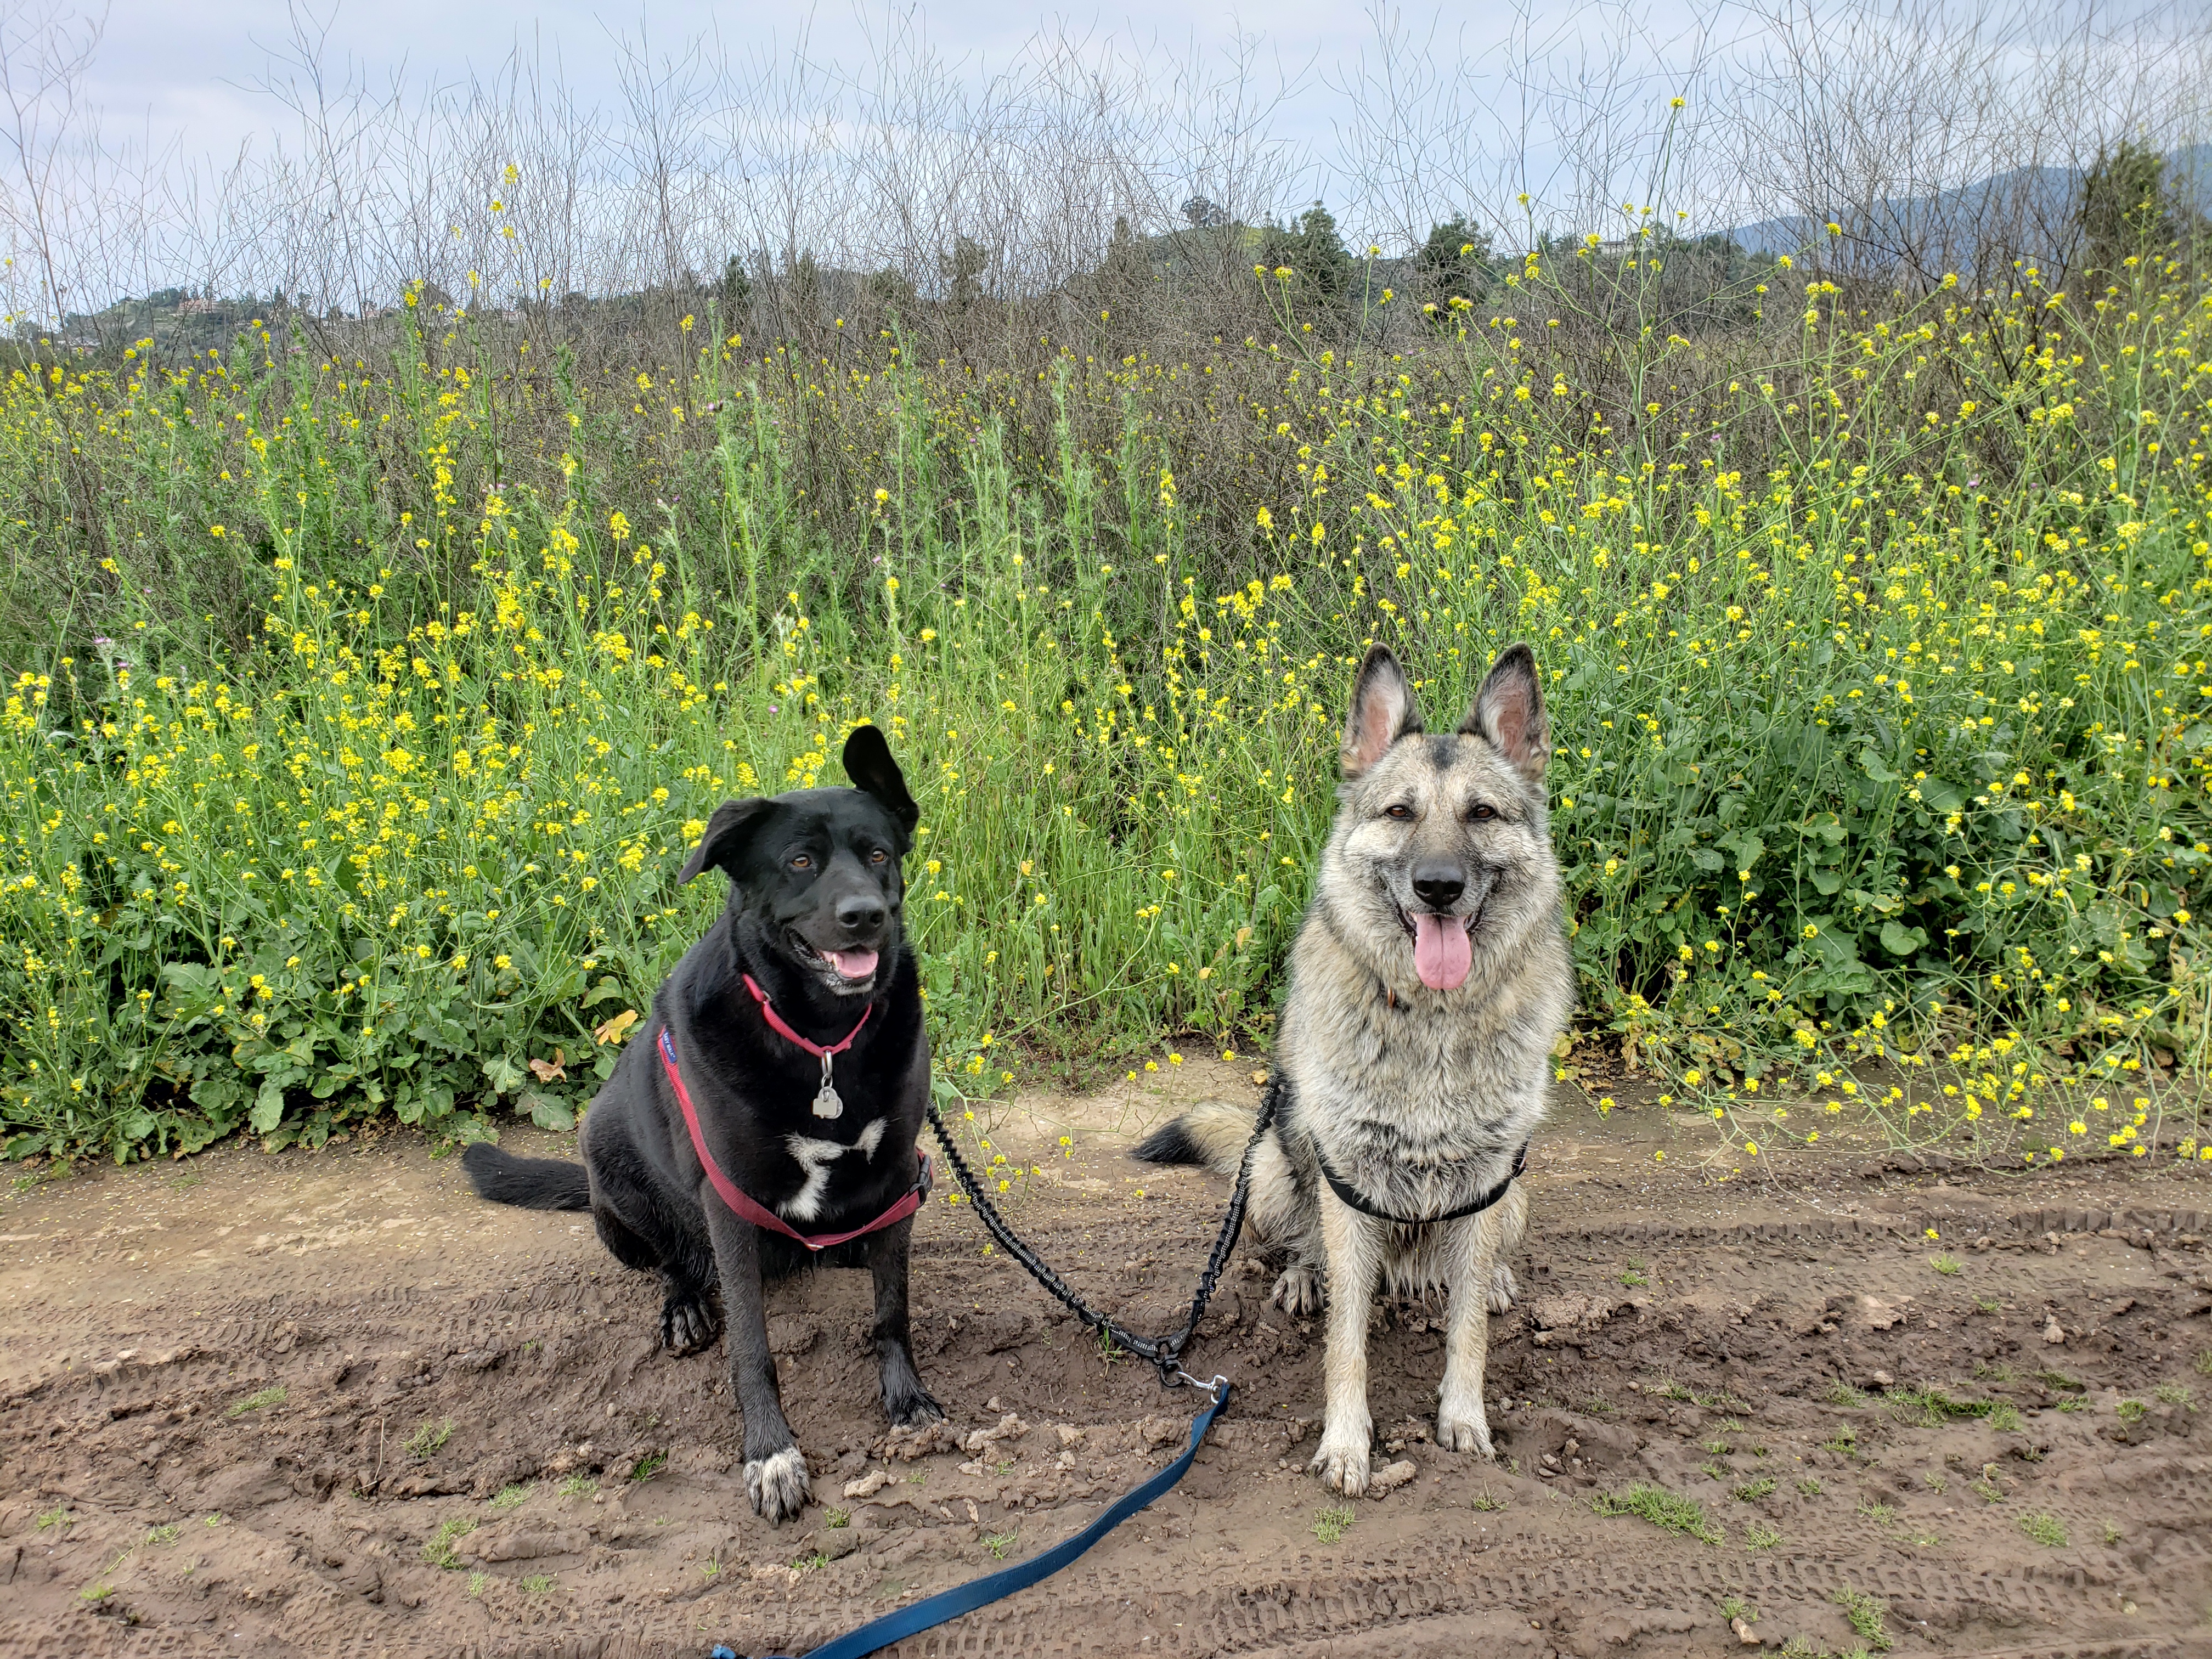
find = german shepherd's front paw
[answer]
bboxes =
[1271,1263,1323,1317]
[1485,1262,1520,1314]
[743,1445,811,1523]
[1310,1435,1372,1497]
[661,1290,723,1356]
[1435,1401,1495,1458]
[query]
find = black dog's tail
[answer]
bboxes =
[460,1143,591,1210]
[1131,1097,1258,1179]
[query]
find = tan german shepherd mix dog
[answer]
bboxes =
[1137,642,1571,1496]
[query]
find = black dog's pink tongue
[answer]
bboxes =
[1413,913,1471,990]
[827,949,879,981]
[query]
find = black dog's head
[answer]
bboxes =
[678,726,919,1000]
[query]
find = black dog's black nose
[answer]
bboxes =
[837,895,887,932]
[1412,867,1465,910]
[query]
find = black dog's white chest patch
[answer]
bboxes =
[780,1118,887,1220]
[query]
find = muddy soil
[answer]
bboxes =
[3,1065,2211,1659]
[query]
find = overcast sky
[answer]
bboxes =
[77,0,1709,185]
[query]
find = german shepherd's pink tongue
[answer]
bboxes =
[1413,912,1472,990]
[828,949,879,981]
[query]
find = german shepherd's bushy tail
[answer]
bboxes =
[1132,1097,1262,1180]
[460,1143,591,1210]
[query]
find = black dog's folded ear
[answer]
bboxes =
[842,724,919,833]
[678,797,773,884]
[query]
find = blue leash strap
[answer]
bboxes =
[711,1376,1231,1659]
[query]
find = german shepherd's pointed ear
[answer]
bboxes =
[679,797,774,884]
[1341,645,1424,778]
[1460,642,1549,783]
[842,724,919,834]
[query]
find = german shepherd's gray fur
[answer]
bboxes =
[1136,643,1571,1497]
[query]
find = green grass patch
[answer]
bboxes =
[981,1530,1019,1559]
[421,1515,477,1570]
[227,1386,287,1419]
[404,1419,453,1459]
[1590,1483,1724,1544]
[1831,1586,1893,1652]
[1731,1475,1777,1503]
[488,1482,534,1511]
[1745,1519,1782,1549]
[1312,1504,1355,1545]
[2019,1511,2068,1548]
[629,1449,669,1482]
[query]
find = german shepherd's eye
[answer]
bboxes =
[1468,803,1497,822]
[1384,803,1414,821]
[790,854,812,870]
[869,848,888,865]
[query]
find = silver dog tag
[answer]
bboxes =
[812,1054,843,1120]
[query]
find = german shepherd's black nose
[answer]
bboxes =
[837,894,887,932]
[1412,866,1465,910]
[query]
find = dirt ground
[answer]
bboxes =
[3,1063,2210,1659]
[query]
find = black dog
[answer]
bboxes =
[461,725,942,1522]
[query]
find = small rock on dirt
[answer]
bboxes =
[1365,1459,1418,1497]
[2042,1314,2067,1344]
[842,1468,893,1500]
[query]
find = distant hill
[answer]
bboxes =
[1727,143,2211,268]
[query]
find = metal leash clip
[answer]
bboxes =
[1174,1369,1229,1404]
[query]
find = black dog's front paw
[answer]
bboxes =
[743,1446,811,1523]
[661,1289,722,1356]
[885,1384,943,1429]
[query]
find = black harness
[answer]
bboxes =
[1316,1139,1530,1227]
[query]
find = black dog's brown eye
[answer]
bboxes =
[791,854,812,870]
[870,849,888,865]
[1385,804,1414,821]
[1469,804,1497,822]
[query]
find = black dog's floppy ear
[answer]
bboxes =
[1460,642,1549,783]
[1341,645,1423,778]
[678,797,774,884]
[842,724,919,833]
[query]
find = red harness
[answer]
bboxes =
[657,1023,929,1251]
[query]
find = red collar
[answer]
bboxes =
[656,1026,928,1251]
[742,973,873,1057]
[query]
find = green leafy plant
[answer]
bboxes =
[404,1418,453,1459]
[1745,1520,1782,1549]
[489,1483,533,1510]
[981,1530,1019,1559]
[1731,1475,1777,1502]
[629,1449,668,1482]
